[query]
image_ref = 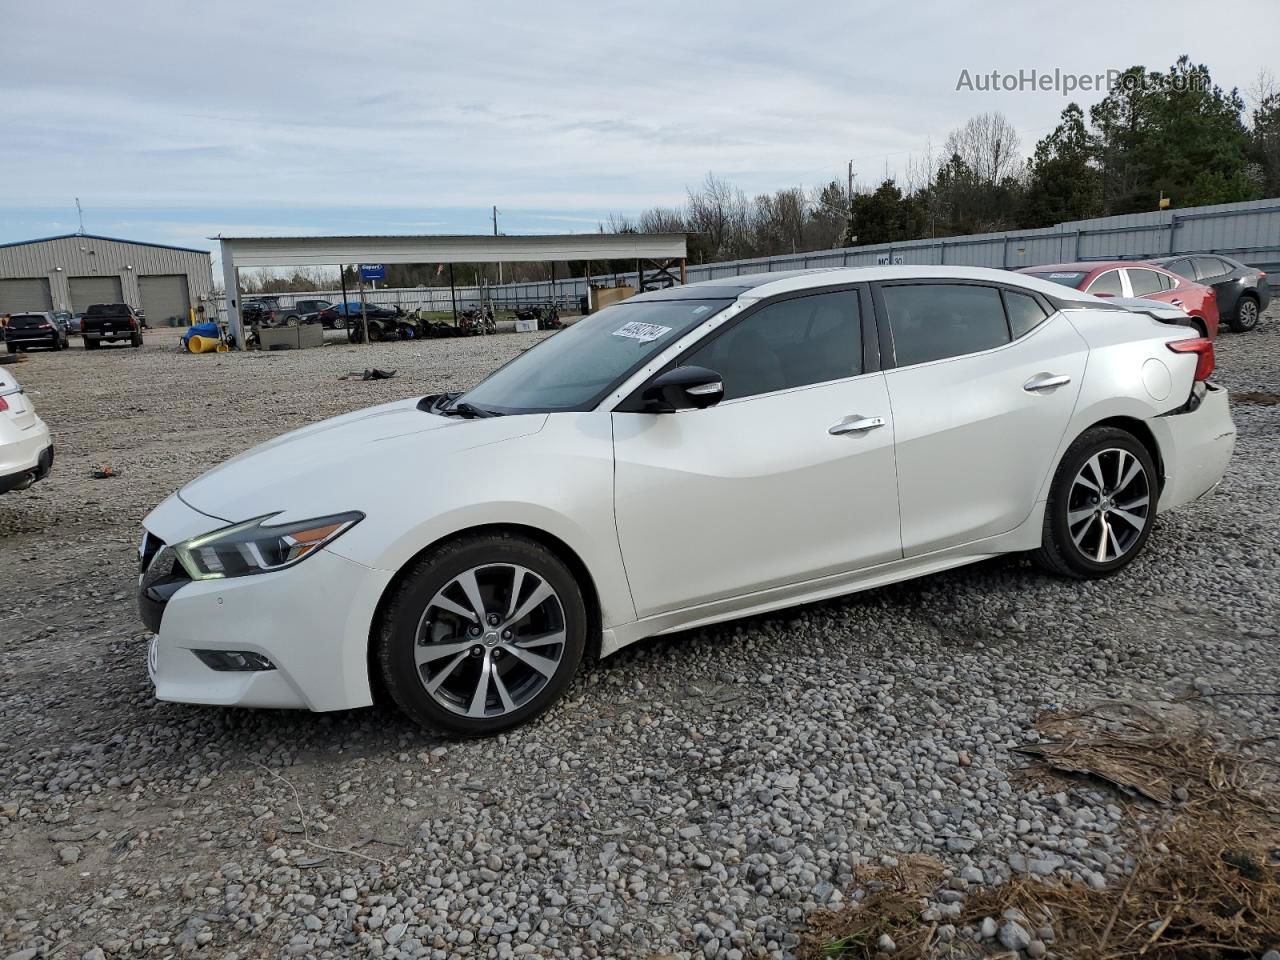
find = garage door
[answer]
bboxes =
[0,278,53,313]
[139,275,191,327]
[69,276,124,313]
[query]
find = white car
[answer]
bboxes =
[139,266,1235,735]
[0,366,54,494]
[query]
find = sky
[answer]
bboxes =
[2,0,1277,271]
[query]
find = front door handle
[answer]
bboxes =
[829,415,886,436]
[1023,373,1072,393]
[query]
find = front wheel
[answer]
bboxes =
[1229,295,1260,333]
[376,533,587,735]
[1034,426,1157,579]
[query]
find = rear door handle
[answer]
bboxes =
[828,415,886,436]
[1023,373,1071,393]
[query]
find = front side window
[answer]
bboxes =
[460,298,731,414]
[882,284,1009,366]
[1126,269,1164,297]
[684,290,862,401]
[1086,271,1123,296]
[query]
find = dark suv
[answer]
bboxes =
[1148,254,1270,333]
[5,312,70,352]
[81,303,144,349]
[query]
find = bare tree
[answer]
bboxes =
[943,112,1024,185]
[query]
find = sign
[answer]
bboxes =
[878,254,905,266]
[359,263,385,282]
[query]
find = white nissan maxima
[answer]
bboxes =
[139,266,1235,735]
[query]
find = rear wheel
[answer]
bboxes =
[1229,294,1259,333]
[84,338,99,350]
[131,334,143,348]
[1035,427,1157,579]
[376,533,587,736]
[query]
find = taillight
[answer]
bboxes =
[1167,337,1215,382]
[0,395,8,412]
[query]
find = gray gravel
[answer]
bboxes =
[2,310,1279,959]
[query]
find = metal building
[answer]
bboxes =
[0,233,214,325]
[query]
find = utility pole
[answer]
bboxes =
[493,205,503,285]
[845,161,856,248]
[357,272,370,345]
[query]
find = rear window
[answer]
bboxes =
[9,315,47,328]
[1024,271,1088,288]
[85,304,130,317]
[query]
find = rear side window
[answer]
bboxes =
[882,284,1009,366]
[685,290,861,401]
[1003,291,1048,338]
[1126,269,1164,297]
[1086,271,1123,296]
[1165,259,1196,280]
[1192,257,1227,281]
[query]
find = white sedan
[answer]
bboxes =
[0,366,54,494]
[139,266,1235,734]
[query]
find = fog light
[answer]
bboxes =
[194,650,276,672]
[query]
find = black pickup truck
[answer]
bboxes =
[81,303,144,349]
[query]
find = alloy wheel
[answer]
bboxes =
[414,564,566,718]
[1067,448,1151,563]
[1238,298,1259,330]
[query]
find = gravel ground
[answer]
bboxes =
[1,311,1278,960]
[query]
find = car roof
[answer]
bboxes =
[1148,253,1238,266]
[1017,261,1144,274]
[633,265,1101,305]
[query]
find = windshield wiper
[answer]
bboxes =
[451,400,498,419]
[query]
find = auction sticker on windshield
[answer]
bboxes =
[612,321,672,343]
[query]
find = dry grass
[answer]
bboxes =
[801,705,1280,959]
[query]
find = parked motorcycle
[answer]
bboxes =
[458,305,496,336]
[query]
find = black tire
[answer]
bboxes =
[376,532,587,736]
[84,338,98,350]
[131,335,143,348]
[5,345,15,355]
[1034,426,1157,579]
[1229,294,1260,333]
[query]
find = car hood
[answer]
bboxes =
[178,397,547,523]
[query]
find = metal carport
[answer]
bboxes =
[215,233,689,349]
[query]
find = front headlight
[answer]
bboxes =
[173,512,363,581]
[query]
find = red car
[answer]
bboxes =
[1016,261,1219,339]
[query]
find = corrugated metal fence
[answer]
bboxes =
[220,197,1280,319]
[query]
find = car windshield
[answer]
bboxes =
[1023,271,1089,288]
[459,298,732,414]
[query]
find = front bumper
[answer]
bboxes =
[139,499,394,712]
[1152,382,1236,513]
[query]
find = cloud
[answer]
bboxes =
[1,0,1276,245]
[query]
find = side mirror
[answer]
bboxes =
[642,365,724,412]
